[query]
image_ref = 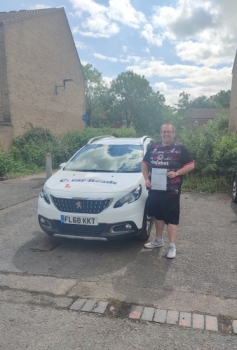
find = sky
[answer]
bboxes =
[1,0,237,106]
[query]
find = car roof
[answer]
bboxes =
[87,136,152,146]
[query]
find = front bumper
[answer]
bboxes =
[38,215,142,241]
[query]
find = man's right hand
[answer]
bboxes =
[145,179,152,188]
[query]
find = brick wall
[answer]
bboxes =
[2,8,85,147]
[0,124,12,149]
[229,55,237,132]
[0,23,11,126]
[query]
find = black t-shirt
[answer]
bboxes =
[143,141,194,194]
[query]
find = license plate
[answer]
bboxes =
[61,215,98,226]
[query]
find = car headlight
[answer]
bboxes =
[40,188,50,204]
[114,185,142,208]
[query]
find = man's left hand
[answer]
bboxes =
[167,171,177,178]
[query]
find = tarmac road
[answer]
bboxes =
[0,173,237,349]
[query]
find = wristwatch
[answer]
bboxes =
[175,171,179,177]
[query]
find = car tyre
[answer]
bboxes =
[232,176,237,203]
[134,211,153,241]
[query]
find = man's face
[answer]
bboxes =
[160,124,175,145]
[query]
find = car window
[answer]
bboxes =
[64,144,143,172]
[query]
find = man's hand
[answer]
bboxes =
[167,171,177,178]
[145,179,152,188]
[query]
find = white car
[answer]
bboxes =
[38,135,154,241]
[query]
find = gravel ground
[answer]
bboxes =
[0,302,236,350]
[1,176,237,349]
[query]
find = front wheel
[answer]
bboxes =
[232,176,237,203]
[134,213,153,241]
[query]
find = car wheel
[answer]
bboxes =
[134,212,153,241]
[232,176,237,203]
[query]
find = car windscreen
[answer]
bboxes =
[64,144,143,173]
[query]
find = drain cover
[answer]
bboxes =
[31,240,60,251]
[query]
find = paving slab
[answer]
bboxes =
[69,298,87,311]
[93,300,109,313]
[0,273,77,295]
[129,305,143,320]
[232,320,237,334]
[206,315,218,332]
[193,314,205,330]
[141,307,155,321]
[166,310,179,324]
[80,299,97,312]
[153,309,167,323]
[179,312,192,327]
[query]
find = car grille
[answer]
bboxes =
[51,196,111,214]
[54,221,106,236]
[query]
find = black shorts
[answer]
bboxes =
[147,191,180,225]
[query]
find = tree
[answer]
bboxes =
[82,64,110,127]
[175,91,191,113]
[190,95,217,108]
[189,90,231,109]
[210,90,231,108]
[108,71,167,134]
[173,92,192,131]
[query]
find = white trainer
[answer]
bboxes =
[167,246,176,258]
[144,239,164,249]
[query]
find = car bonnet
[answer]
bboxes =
[44,170,143,194]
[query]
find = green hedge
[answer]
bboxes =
[0,127,137,177]
[0,117,236,194]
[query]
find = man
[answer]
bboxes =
[142,122,194,258]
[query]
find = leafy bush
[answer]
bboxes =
[178,113,229,177]
[13,127,56,149]
[0,119,235,194]
[0,147,43,177]
[0,150,14,176]
[0,127,138,177]
[213,133,237,178]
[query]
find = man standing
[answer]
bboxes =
[142,122,194,258]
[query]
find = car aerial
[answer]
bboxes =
[38,135,154,241]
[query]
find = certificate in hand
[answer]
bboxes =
[151,168,167,190]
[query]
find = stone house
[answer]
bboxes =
[0,8,85,149]
[229,51,237,133]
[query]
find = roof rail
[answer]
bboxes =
[140,136,150,145]
[87,135,116,144]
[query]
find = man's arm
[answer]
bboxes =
[176,162,195,176]
[167,162,195,178]
[142,162,152,188]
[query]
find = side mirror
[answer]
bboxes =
[59,163,67,169]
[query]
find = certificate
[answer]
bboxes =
[151,168,167,190]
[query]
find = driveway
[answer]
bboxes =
[0,174,237,348]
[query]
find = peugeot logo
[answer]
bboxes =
[76,201,82,209]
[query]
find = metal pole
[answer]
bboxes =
[46,153,52,179]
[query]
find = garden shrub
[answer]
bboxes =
[0,120,236,194]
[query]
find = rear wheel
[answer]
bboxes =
[232,176,237,203]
